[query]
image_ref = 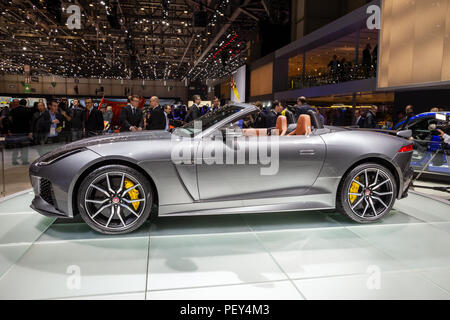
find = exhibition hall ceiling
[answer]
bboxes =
[0,0,287,81]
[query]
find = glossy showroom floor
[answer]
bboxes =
[0,190,450,300]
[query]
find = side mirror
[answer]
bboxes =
[397,129,412,139]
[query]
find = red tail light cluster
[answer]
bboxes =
[398,144,413,153]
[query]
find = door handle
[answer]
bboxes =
[299,149,315,155]
[178,158,195,165]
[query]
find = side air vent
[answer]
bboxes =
[40,178,55,206]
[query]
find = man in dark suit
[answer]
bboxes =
[294,96,315,121]
[10,99,32,135]
[58,97,72,142]
[282,105,296,125]
[354,109,365,128]
[119,95,144,132]
[250,101,268,128]
[211,96,221,112]
[163,104,172,131]
[9,99,32,165]
[185,94,201,122]
[69,98,85,141]
[30,101,46,142]
[266,100,284,128]
[83,97,104,136]
[30,101,52,156]
[405,105,415,118]
[39,100,65,143]
[146,96,166,130]
[364,105,378,129]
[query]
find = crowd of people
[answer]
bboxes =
[247,98,446,132]
[0,92,446,166]
[245,97,379,130]
[0,94,224,164]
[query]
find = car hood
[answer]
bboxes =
[69,131,172,148]
[39,131,172,159]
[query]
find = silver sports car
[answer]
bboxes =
[29,103,414,234]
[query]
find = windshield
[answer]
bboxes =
[173,104,245,137]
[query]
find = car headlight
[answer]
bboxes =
[37,147,86,166]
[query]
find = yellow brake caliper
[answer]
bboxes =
[124,178,140,211]
[349,176,360,204]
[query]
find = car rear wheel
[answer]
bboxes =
[337,163,397,223]
[77,165,152,234]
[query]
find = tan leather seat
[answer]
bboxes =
[288,114,312,136]
[243,128,268,136]
[273,115,287,136]
[243,128,258,136]
[257,129,267,136]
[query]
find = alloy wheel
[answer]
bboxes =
[347,168,394,219]
[84,171,146,231]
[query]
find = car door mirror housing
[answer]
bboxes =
[397,129,412,139]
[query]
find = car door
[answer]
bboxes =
[195,132,326,201]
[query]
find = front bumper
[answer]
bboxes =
[30,194,70,218]
[30,175,71,218]
[29,148,101,218]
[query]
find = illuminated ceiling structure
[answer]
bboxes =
[0,0,288,81]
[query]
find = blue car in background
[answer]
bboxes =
[393,112,450,177]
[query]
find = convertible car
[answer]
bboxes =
[30,103,414,234]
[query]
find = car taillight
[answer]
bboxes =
[398,144,413,153]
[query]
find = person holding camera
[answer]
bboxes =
[437,129,450,144]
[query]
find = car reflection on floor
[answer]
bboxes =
[0,190,449,299]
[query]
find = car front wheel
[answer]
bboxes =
[77,165,152,234]
[337,163,397,223]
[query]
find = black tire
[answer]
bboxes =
[77,165,152,234]
[337,163,397,223]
